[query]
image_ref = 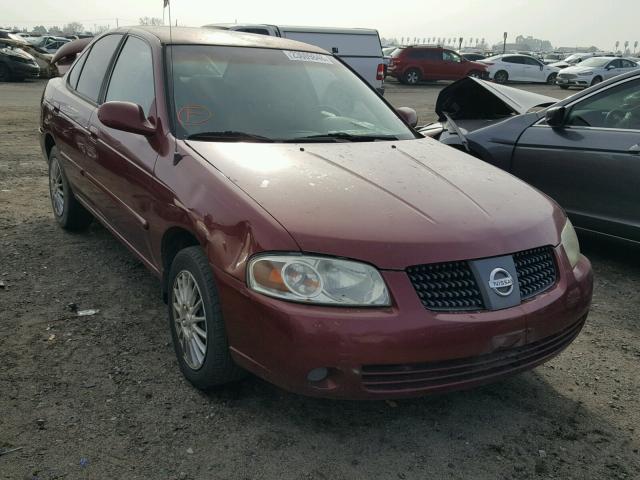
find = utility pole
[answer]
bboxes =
[503,32,508,54]
[116,18,119,28]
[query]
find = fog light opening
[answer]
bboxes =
[307,367,329,383]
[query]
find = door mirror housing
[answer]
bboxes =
[97,101,156,136]
[545,106,566,128]
[606,64,616,70]
[396,107,418,127]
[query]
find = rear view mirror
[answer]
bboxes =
[545,106,566,128]
[98,101,156,136]
[396,107,418,127]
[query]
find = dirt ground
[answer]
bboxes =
[0,79,639,480]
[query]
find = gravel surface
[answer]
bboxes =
[0,79,638,480]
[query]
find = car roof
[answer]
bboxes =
[113,26,328,54]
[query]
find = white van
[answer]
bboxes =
[203,24,386,94]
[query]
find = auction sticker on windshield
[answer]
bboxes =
[283,50,333,64]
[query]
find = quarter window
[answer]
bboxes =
[565,78,640,130]
[67,52,88,89]
[105,36,155,116]
[75,34,123,102]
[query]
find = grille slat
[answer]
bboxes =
[406,261,484,312]
[514,247,557,300]
[361,318,585,392]
[407,246,557,312]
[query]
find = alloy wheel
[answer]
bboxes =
[49,158,64,217]
[406,71,419,85]
[172,270,208,370]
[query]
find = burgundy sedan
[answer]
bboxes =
[40,27,593,399]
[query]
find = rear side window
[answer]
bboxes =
[76,34,123,102]
[67,52,88,89]
[408,49,438,60]
[105,36,155,116]
[503,56,524,64]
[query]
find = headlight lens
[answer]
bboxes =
[578,71,593,76]
[248,254,390,306]
[560,219,580,268]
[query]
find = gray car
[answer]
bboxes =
[419,71,640,243]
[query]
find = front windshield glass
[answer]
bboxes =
[168,45,416,142]
[579,57,612,68]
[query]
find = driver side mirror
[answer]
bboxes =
[606,65,616,70]
[396,107,418,128]
[545,106,566,128]
[97,101,156,136]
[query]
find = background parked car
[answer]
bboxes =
[37,36,71,54]
[549,52,601,69]
[420,72,640,243]
[556,56,638,88]
[204,23,385,93]
[480,54,559,84]
[0,40,40,81]
[387,45,488,85]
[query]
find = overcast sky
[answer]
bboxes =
[3,0,638,50]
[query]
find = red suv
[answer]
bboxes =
[388,46,488,84]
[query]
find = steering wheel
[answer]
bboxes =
[604,109,626,128]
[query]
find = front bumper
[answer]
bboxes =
[8,60,40,79]
[556,77,590,87]
[215,247,592,399]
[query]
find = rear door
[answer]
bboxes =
[501,56,525,81]
[53,34,124,204]
[511,76,640,241]
[87,34,159,262]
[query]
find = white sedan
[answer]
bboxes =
[480,54,560,84]
[556,57,639,89]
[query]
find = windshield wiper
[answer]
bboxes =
[284,132,399,143]
[186,131,274,142]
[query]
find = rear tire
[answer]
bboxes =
[591,76,602,86]
[468,70,482,78]
[403,68,421,85]
[494,70,508,83]
[168,246,246,391]
[546,73,557,85]
[48,146,93,231]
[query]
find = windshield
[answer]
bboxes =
[168,46,416,142]
[579,57,612,68]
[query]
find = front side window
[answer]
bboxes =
[442,50,461,63]
[75,34,123,102]
[565,78,640,130]
[523,57,541,66]
[503,56,523,64]
[168,46,416,142]
[105,36,155,116]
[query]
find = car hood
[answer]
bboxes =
[434,76,558,121]
[187,138,564,269]
[550,61,570,69]
[560,65,597,74]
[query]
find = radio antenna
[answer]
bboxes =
[164,0,182,164]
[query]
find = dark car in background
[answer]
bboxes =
[0,40,40,81]
[461,52,486,61]
[420,72,640,243]
[387,45,488,84]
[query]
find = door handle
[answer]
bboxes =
[629,144,640,153]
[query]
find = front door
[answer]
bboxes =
[88,35,160,263]
[511,76,640,241]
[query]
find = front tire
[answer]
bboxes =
[168,246,245,390]
[546,73,557,85]
[48,146,92,231]
[468,70,482,78]
[591,76,602,86]
[0,64,10,82]
[494,70,508,83]
[559,85,570,90]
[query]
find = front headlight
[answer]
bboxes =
[578,71,593,76]
[248,254,390,306]
[560,219,580,268]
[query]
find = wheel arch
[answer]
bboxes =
[161,226,202,302]
[44,133,56,161]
